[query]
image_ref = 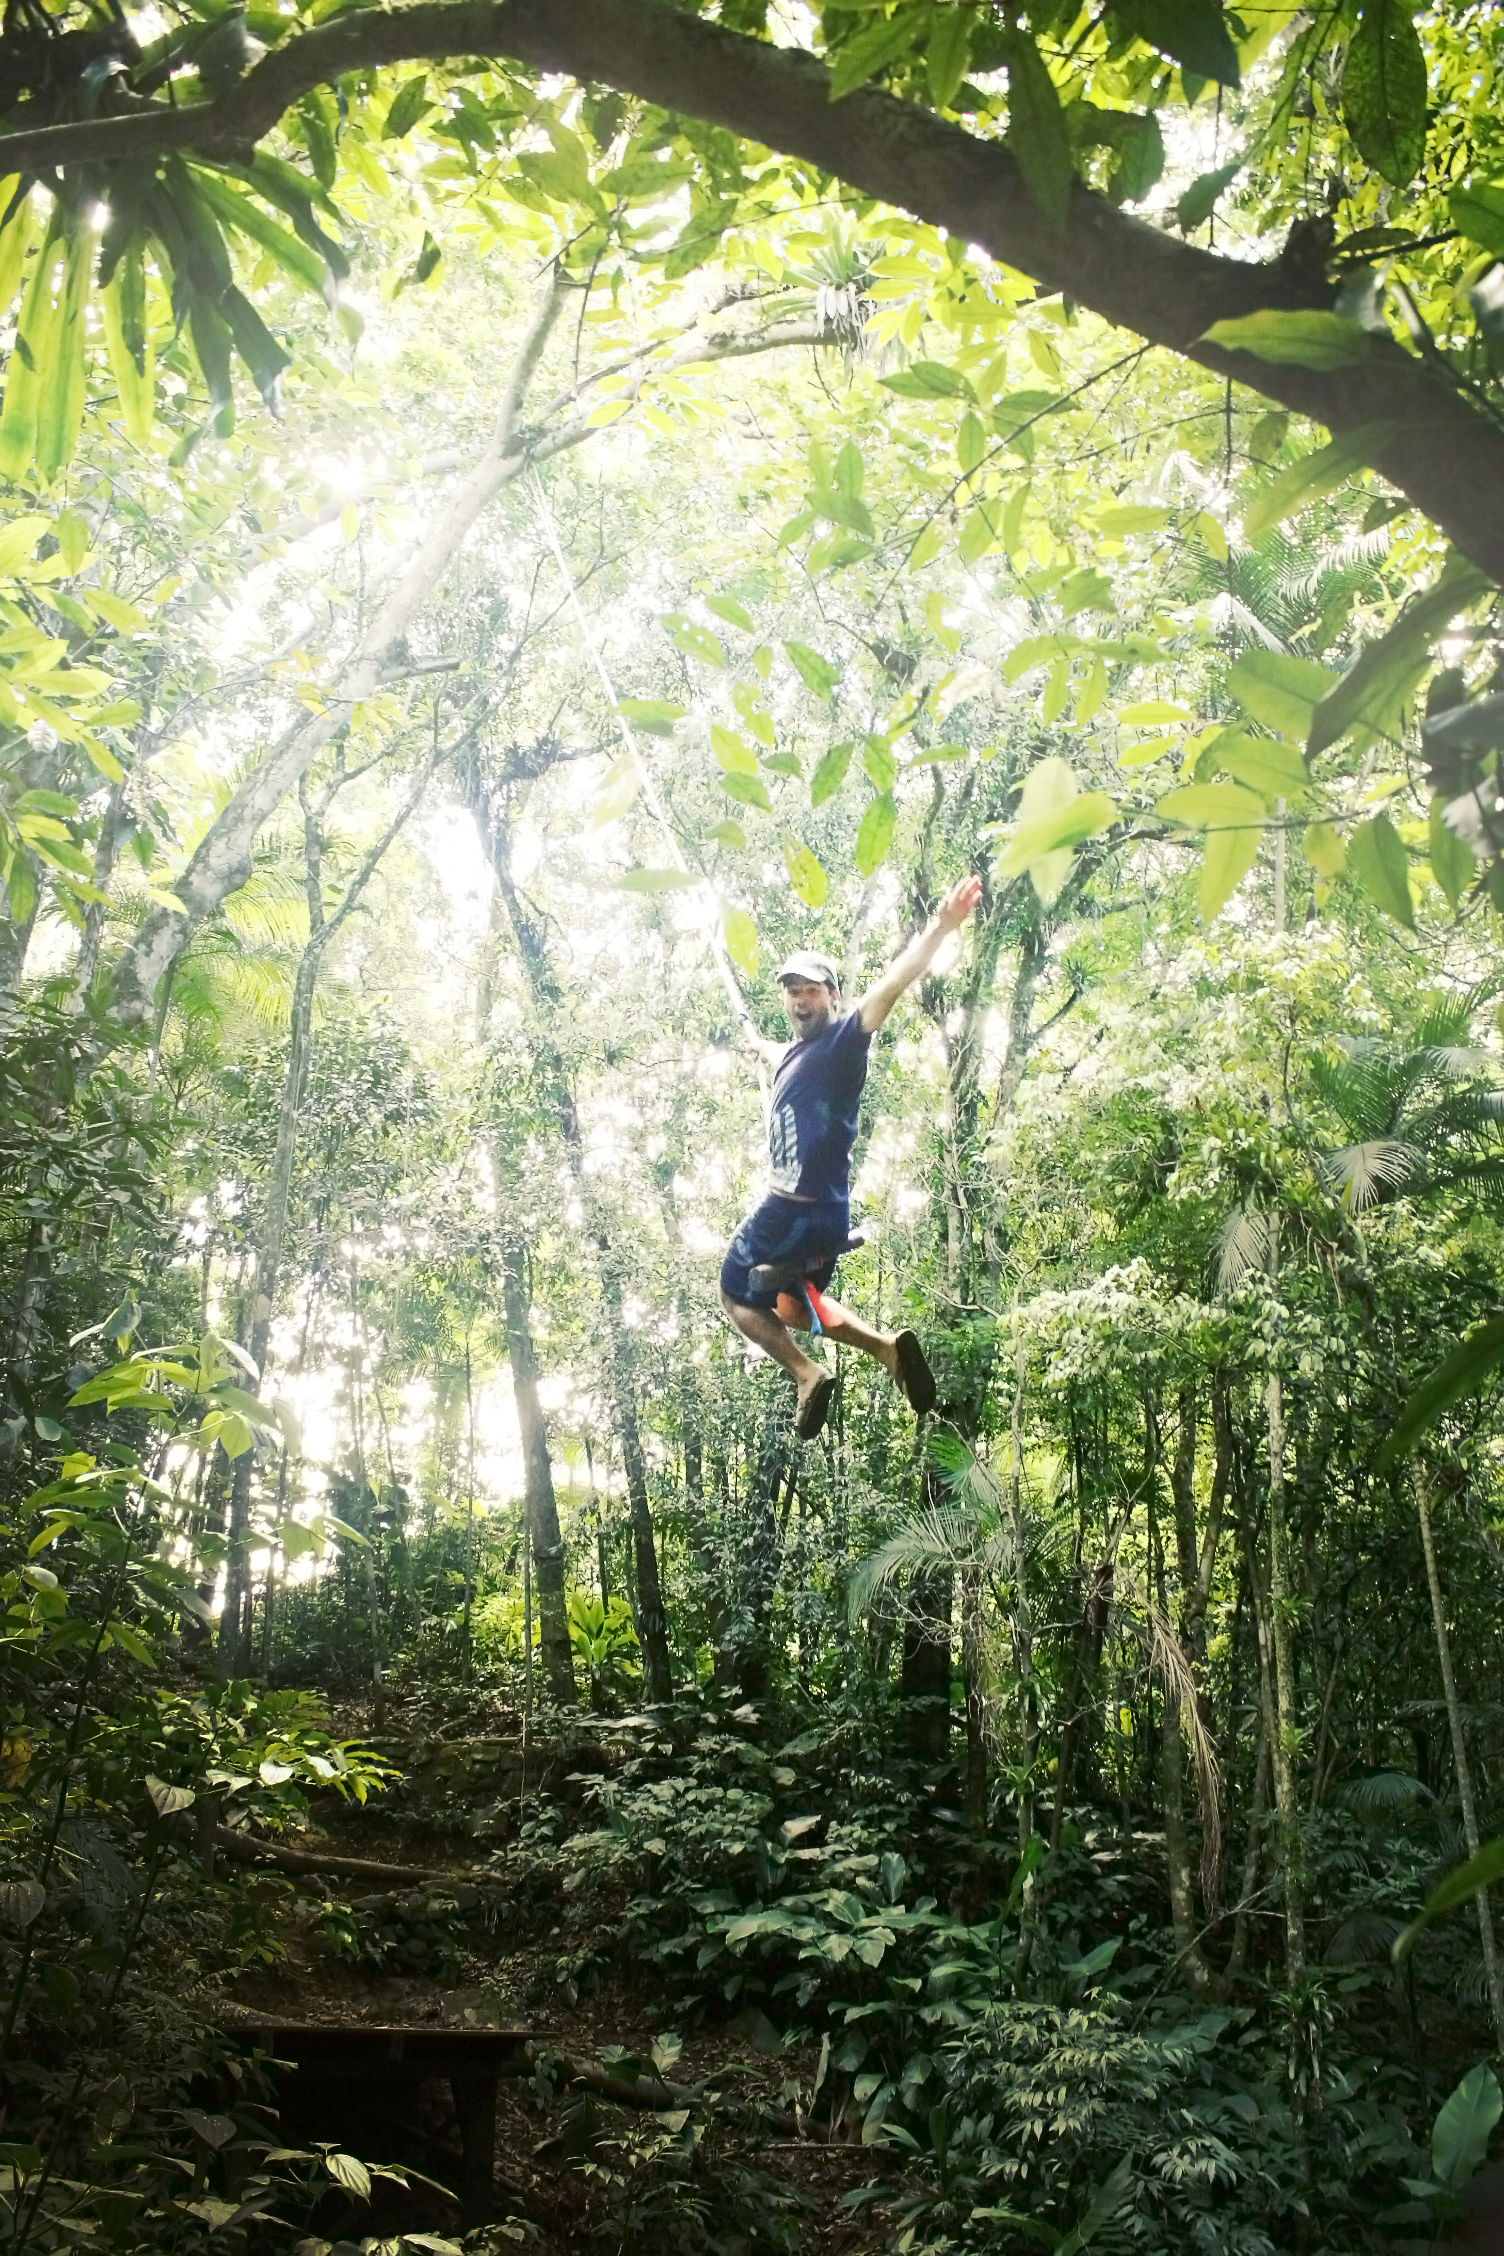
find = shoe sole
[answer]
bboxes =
[893,1330,937,1416]
[795,1372,837,1440]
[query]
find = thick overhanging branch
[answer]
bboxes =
[4,0,1503,578]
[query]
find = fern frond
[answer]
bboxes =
[1217,1206,1270,1292]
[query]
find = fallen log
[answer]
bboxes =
[213,1825,469,1888]
[556,2056,822,2141]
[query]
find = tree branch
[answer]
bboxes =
[7,0,1504,576]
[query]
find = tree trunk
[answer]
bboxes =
[498,1234,575,1705]
[1265,1219,1306,1983]
[1416,1472,1504,2047]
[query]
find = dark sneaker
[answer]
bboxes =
[892,1331,937,1416]
[795,1371,837,1440]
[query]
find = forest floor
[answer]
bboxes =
[212,1689,902,2256]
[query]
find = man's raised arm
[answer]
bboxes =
[855,875,984,1034]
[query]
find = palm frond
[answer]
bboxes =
[847,1504,974,1625]
[1217,1205,1271,1292]
[1335,1769,1434,1816]
[1325,1911,1405,1964]
[1320,1139,1416,1213]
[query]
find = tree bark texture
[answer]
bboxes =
[499,1236,575,1705]
[15,1,1504,579]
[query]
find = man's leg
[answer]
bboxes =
[789,1292,938,1416]
[721,1290,827,1413]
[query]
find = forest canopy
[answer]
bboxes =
[4,0,1504,2251]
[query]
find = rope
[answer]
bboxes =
[528,467,771,1115]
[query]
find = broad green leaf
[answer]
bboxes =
[619,867,699,892]
[1377,1313,1504,1473]
[1201,310,1372,369]
[1005,30,1075,232]
[617,698,686,736]
[1216,736,1312,799]
[1431,2066,1503,2190]
[1111,113,1164,203]
[1449,180,1504,259]
[1347,811,1414,927]
[721,772,772,812]
[811,741,853,806]
[956,410,985,475]
[1304,821,1347,880]
[713,725,760,777]
[1196,809,1265,919]
[0,515,51,576]
[0,208,63,480]
[1394,1829,1504,1961]
[0,179,35,320]
[862,737,897,792]
[855,793,897,877]
[188,170,328,298]
[722,905,758,975]
[1094,505,1166,536]
[1107,0,1240,85]
[1177,159,1242,231]
[957,500,999,564]
[706,594,754,632]
[783,840,828,908]
[102,249,155,445]
[592,752,643,825]
[927,5,974,108]
[36,210,93,479]
[828,6,923,100]
[665,614,726,668]
[878,362,974,401]
[992,761,1118,904]
[1156,781,1267,830]
[1244,422,1399,539]
[785,642,840,699]
[383,72,434,140]
[1228,650,1342,739]
[912,741,967,765]
[1428,797,1476,911]
[1120,701,1191,725]
[146,1774,196,1817]
[1342,0,1428,189]
[1308,555,1496,755]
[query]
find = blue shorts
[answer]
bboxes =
[720,1194,850,1310]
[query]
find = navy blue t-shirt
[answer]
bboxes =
[768,1010,872,1201]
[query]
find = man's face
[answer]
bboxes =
[781,976,838,1040]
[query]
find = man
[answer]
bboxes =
[719,873,985,1441]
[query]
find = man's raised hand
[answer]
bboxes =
[936,874,984,933]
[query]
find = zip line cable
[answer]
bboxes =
[528,466,771,1116]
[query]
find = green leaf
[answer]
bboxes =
[1156,781,1268,830]
[189,169,327,298]
[1177,158,1242,231]
[991,760,1118,904]
[618,867,699,892]
[1196,810,1265,919]
[1111,114,1164,204]
[721,772,772,812]
[1308,554,1496,756]
[101,246,155,445]
[383,73,434,140]
[1005,30,1075,232]
[1342,0,1428,189]
[1428,797,1476,911]
[1244,421,1399,539]
[713,725,760,777]
[828,6,923,101]
[592,752,643,825]
[1228,650,1342,739]
[0,208,63,480]
[1214,736,1312,799]
[1304,821,1347,880]
[785,642,841,699]
[855,793,897,877]
[708,820,747,850]
[617,698,687,737]
[862,736,897,792]
[1347,811,1414,927]
[665,614,726,668]
[1432,2067,1503,2190]
[1057,2154,1136,2256]
[1376,1313,1504,1473]
[811,741,853,806]
[706,594,754,632]
[1449,180,1504,259]
[722,905,758,975]
[1395,1832,1504,1964]
[878,362,975,401]
[1107,0,1240,85]
[927,6,974,108]
[34,209,92,480]
[1201,310,1372,369]
[783,840,828,907]
[0,515,52,576]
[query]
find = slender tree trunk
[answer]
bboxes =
[601,1293,672,1701]
[962,1564,987,1833]
[1265,1219,1306,1983]
[1416,1472,1504,2047]
[499,1234,575,1705]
